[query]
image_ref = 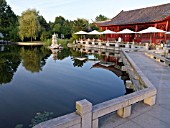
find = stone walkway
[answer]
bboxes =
[100,51,170,128]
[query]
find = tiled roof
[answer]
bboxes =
[96,3,170,26]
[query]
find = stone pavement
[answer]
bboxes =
[100,51,170,128]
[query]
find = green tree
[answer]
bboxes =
[61,20,72,38]
[38,15,51,41]
[0,45,21,84]
[19,9,40,42]
[69,18,89,43]
[54,16,65,26]
[51,16,66,38]
[95,14,109,21]
[20,47,50,73]
[72,18,89,33]
[52,23,61,34]
[0,0,18,42]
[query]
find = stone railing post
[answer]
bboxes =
[76,99,92,128]
[144,95,156,106]
[121,66,127,71]
[125,80,133,89]
[117,105,131,118]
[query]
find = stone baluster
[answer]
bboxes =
[76,99,92,128]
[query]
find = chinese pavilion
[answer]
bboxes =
[95,3,170,44]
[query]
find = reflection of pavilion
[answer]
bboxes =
[50,49,59,61]
[91,62,135,94]
[73,47,121,62]
[91,62,122,77]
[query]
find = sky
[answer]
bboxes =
[6,0,170,22]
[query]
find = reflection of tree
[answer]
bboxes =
[0,45,21,84]
[69,48,82,57]
[94,54,105,61]
[70,48,87,67]
[20,47,50,73]
[57,48,70,60]
[72,58,87,67]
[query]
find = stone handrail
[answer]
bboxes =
[33,112,81,128]
[91,49,157,128]
[33,48,157,128]
[74,40,139,50]
[145,50,170,66]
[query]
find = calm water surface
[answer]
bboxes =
[0,45,130,128]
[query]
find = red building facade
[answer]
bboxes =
[95,3,170,44]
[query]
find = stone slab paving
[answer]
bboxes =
[100,51,170,128]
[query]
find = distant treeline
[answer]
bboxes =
[0,0,109,42]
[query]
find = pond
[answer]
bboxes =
[0,45,131,128]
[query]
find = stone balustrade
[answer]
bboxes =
[74,40,140,50]
[33,112,81,128]
[145,51,170,66]
[33,49,157,128]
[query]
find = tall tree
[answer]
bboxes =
[61,20,72,38]
[51,16,66,37]
[95,14,109,21]
[72,18,89,33]
[0,0,18,42]
[38,15,51,41]
[54,16,65,26]
[19,9,40,42]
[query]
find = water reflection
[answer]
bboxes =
[0,45,21,84]
[0,45,51,85]
[0,45,131,87]
[71,47,133,93]
[20,47,51,73]
[0,45,133,128]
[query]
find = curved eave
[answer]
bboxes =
[98,15,170,27]
[94,20,111,27]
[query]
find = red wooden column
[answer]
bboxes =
[117,26,120,41]
[100,27,103,40]
[165,20,169,44]
[153,24,158,44]
[135,25,138,43]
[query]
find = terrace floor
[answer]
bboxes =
[100,51,170,128]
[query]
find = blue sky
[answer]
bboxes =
[6,0,170,22]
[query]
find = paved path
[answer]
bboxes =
[100,51,170,128]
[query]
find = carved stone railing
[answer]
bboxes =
[145,50,170,66]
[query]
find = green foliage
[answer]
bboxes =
[0,0,18,42]
[0,1,109,43]
[89,23,99,31]
[61,20,72,38]
[52,23,61,33]
[70,37,75,44]
[43,38,69,48]
[40,31,50,41]
[29,111,54,127]
[0,45,21,84]
[72,58,87,67]
[54,16,65,25]
[70,33,79,43]
[57,39,69,48]
[20,48,42,72]
[38,15,51,41]
[72,18,89,33]
[95,14,109,21]
[19,9,40,42]
[38,15,50,31]
[43,38,52,46]
[56,48,70,60]
[20,47,50,73]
